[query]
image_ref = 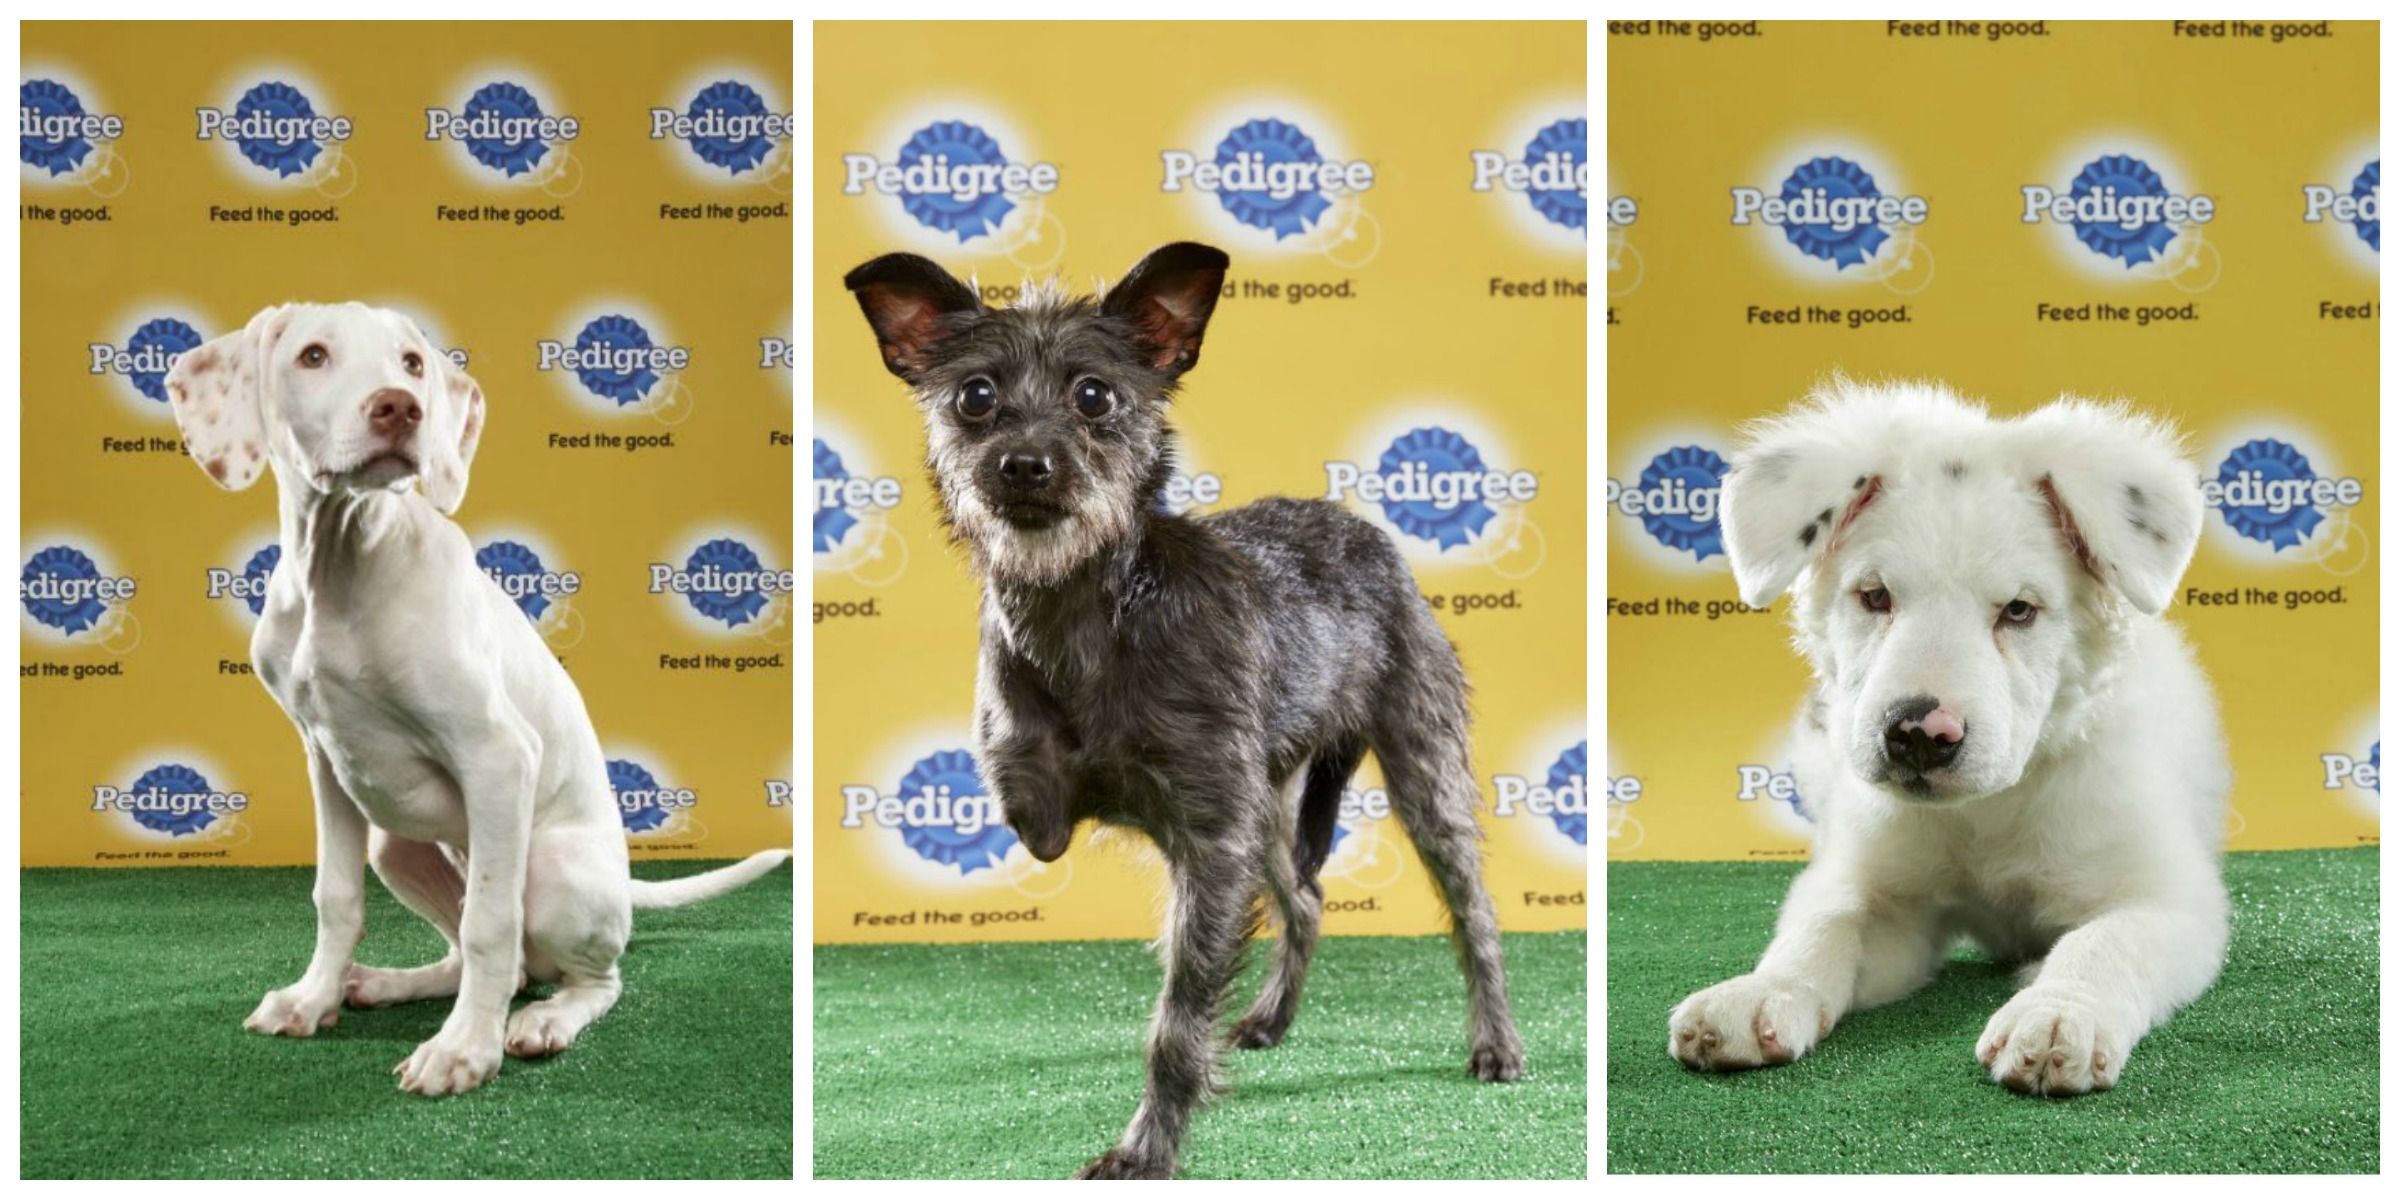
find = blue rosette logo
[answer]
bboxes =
[2374,742,2382,794]
[476,539,563,620]
[681,81,775,175]
[814,438,860,552]
[21,78,100,176]
[609,759,672,834]
[2211,438,2325,550]
[232,82,325,177]
[1520,118,1587,232]
[461,82,549,177]
[1542,742,1589,846]
[128,764,217,837]
[573,315,658,405]
[1493,739,1588,847]
[2350,160,2379,251]
[683,538,768,627]
[1778,156,1887,267]
[902,119,1015,241]
[21,544,131,636]
[1612,446,1728,561]
[1213,118,1331,240]
[239,544,278,616]
[893,750,1017,875]
[122,317,203,403]
[1377,428,1496,549]
[2070,154,2176,266]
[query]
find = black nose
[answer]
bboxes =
[997,451,1053,487]
[368,389,422,439]
[1883,695,1964,773]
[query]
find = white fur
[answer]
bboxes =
[164,302,788,1097]
[1670,378,2230,1095]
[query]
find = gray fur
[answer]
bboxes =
[845,242,1526,1180]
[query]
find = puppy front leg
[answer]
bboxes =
[246,745,368,1037]
[1978,888,2228,1096]
[1669,859,1941,1070]
[396,728,537,1097]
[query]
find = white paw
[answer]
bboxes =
[1668,973,1832,1070]
[343,965,411,1009]
[395,1027,503,1097]
[244,984,341,1038]
[1977,987,2124,1096]
[503,1003,581,1059]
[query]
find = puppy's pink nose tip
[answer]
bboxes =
[367,388,422,437]
[1918,706,1966,743]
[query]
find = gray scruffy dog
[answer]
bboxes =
[844,241,1525,1180]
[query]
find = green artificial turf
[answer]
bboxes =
[813,930,1588,1179]
[20,860,792,1179]
[1608,847,2379,1173]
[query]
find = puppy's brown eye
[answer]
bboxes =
[957,378,998,420]
[403,352,424,377]
[2000,599,2038,627]
[1073,378,1115,419]
[298,344,328,368]
[1860,587,1892,613]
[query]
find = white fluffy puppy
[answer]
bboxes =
[1668,378,2230,1095]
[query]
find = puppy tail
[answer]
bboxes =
[628,849,792,910]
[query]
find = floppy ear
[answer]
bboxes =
[164,304,287,492]
[416,339,485,516]
[1100,242,1228,377]
[2014,398,2203,615]
[842,252,983,383]
[1719,419,1886,608]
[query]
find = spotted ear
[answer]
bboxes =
[164,304,288,492]
[2015,398,2203,615]
[842,252,983,383]
[1719,420,1885,608]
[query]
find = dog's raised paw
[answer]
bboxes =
[1977,987,2122,1096]
[1668,972,1830,1070]
[1074,1147,1173,1180]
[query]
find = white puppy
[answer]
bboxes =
[1668,378,2229,1095]
[165,302,789,1097]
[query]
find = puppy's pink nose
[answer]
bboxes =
[1915,707,1965,743]
[368,388,422,439]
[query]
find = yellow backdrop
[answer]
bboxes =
[1605,19,2378,860]
[19,21,795,868]
[813,21,1589,943]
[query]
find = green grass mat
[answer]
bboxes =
[20,860,792,1179]
[1607,848,2378,1173]
[813,930,1588,1179]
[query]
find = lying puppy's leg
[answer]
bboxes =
[1977,887,2229,1096]
[505,823,631,1059]
[1670,862,1945,1069]
[346,829,465,1009]
[246,748,369,1039]
[395,720,539,1098]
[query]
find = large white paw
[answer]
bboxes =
[395,1027,503,1097]
[1668,973,1832,1070]
[1977,986,2125,1096]
[244,984,341,1038]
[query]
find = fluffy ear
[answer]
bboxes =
[417,337,485,515]
[164,304,287,492]
[1719,420,1886,608]
[1100,242,1228,376]
[2014,399,2202,615]
[842,253,983,382]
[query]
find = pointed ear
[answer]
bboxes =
[1101,242,1228,377]
[1719,421,1886,608]
[418,340,485,515]
[2015,399,2202,615]
[165,304,287,492]
[842,253,982,382]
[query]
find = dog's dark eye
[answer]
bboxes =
[2000,599,2039,627]
[1859,587,1892,613]
[402,352,424,377]
[298,344,328,368]
[956,378,998,420]
[1073,378,1115,419]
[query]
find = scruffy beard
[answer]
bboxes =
[945,482,1140,587]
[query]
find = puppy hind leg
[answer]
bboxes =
[1373,686,1526,1082]
[1231,743,1360,1050]
[505,825,630,1059]
[347,829,468,1009]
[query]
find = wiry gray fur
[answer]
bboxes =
[844,241,1524,1180]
